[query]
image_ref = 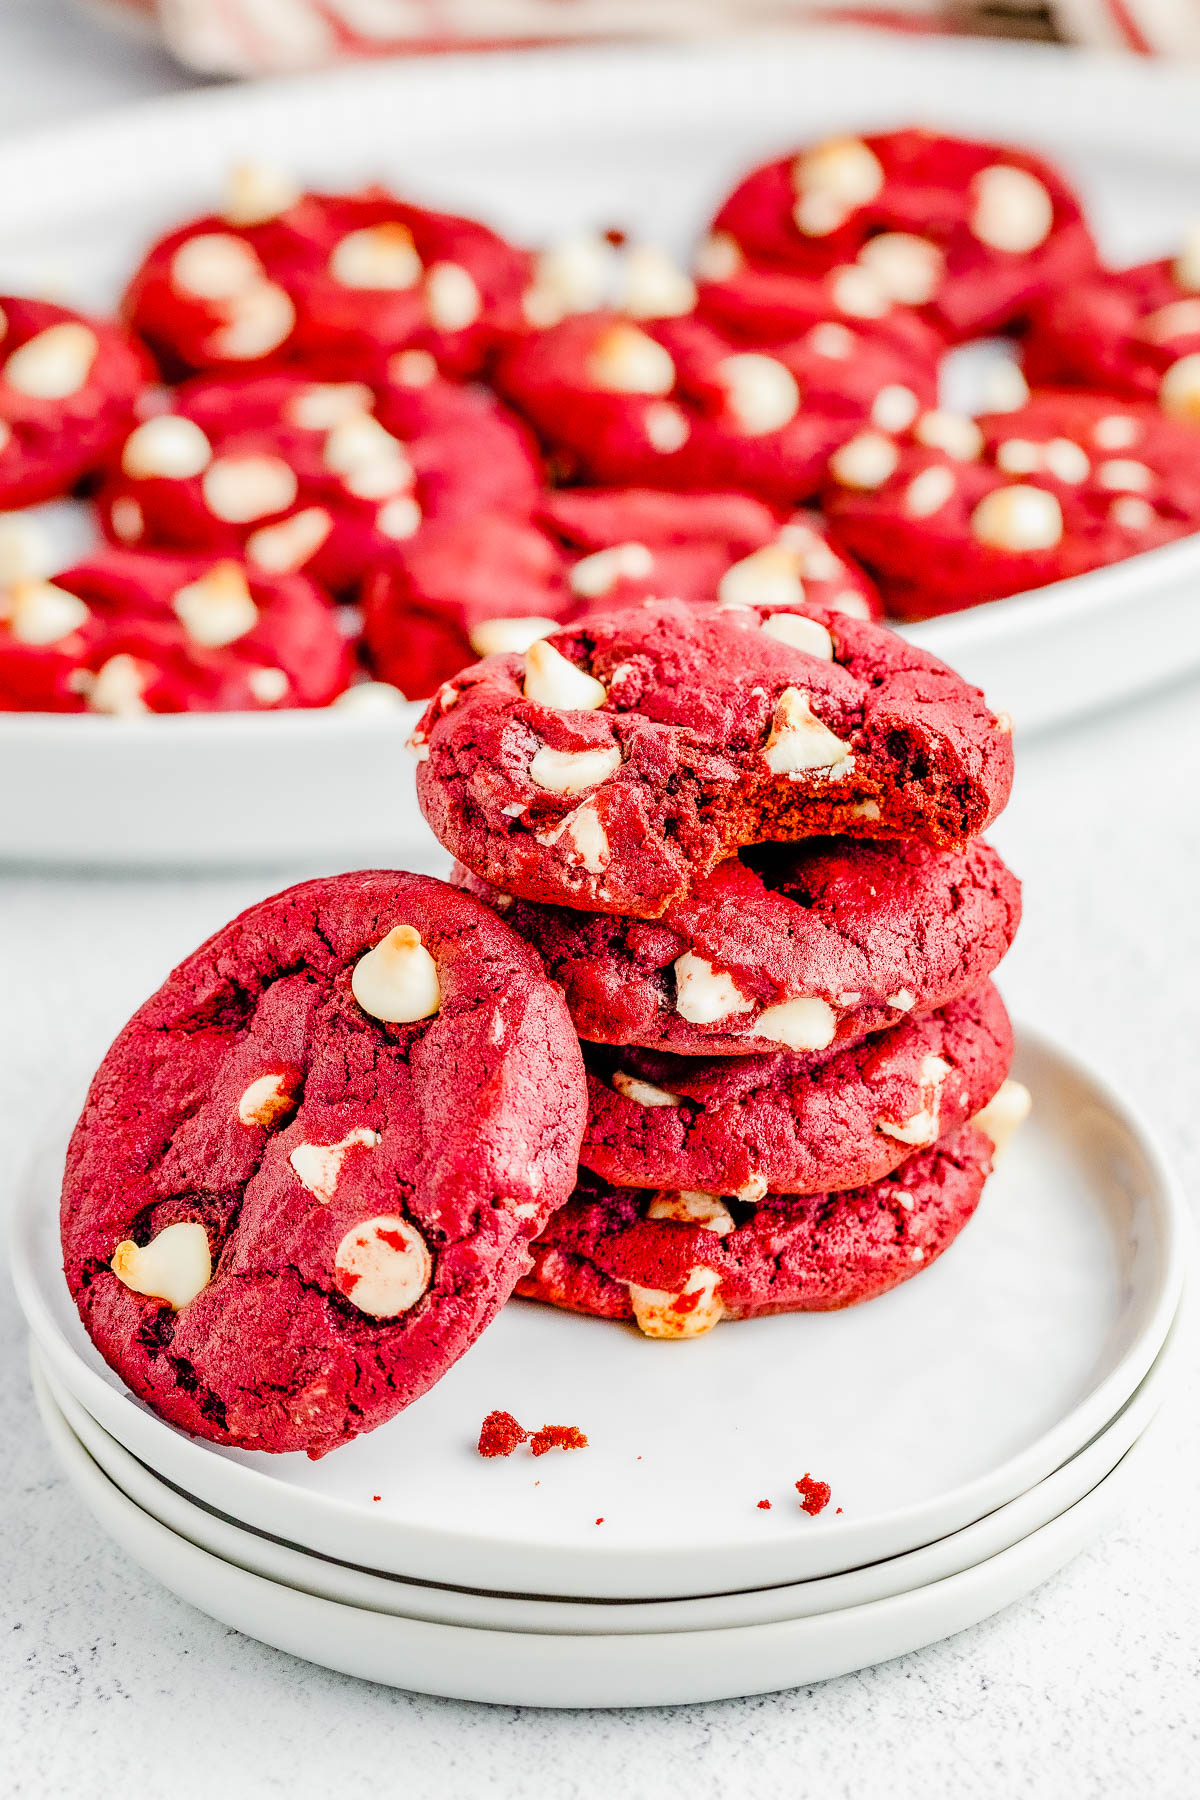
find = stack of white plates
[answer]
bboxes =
[13,1027,1188,1708]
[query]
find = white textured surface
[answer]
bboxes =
[1,15,1199,1797]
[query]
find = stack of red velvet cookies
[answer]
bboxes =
[412,594,1026,1344]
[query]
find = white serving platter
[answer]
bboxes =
[29,1350,1159,1707]
[33,1307,1182,1635]
[3,31,1200,865]
[15,1027,1188,1600]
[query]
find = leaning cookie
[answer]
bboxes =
[60,873,588,1457]
[705,128,1096,341]
[412,599,1013,920]
[0,296,149,509]
[458,837,1020,1057]
[517,1123,994,1337]
[580,983,1012,1199]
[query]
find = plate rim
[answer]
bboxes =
[14,1021,1190,1599]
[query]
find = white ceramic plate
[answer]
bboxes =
[33,1307,1183,1635]
[29,1350,1157,1707]
[14,1028,1188,1599]
[3,32,1200,865]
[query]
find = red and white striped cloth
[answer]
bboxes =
[86,1,1200,74]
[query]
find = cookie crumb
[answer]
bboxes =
[757,1499,772,1510]
[595,1517,604,1525]
[796,1473,833,1516]
[372,1495,381,1503]
[530,1424,588,1456]
[836,1507,843,1515]
[478,1409,528,1458]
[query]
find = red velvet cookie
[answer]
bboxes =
[580,983,1012,1199]
[707,128,1096,341]
[413,599,1014,919]
[823,389,1200,618]
[123,170,534,381]
[0,297,148,509]
[362,489,880,700]
[0,547,349,713]
[458,836,1020,1057]
[517,1123,994,1336]
[493,309,937,502]
[98,367,541,596]
[60,872,588,1458]
[1024,238,1200,424]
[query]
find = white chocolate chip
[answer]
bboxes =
[763,687,853,777]
[694,231,743,282]
[332,679,408,714]
[830,265,889,320]
[569,541,654,599]
[754,995,838,1050]
[650,1191,735,1233]
[995,437,1041,476]
[289,1127,381,1204]
[122,414,213,481]
[1159,353,1200,425]
[523,639,608,711]
[1092,413,1140,451]
[829,429,898,491]
[1043,438,1090,484]
[528,741,621,795]
[719,353,800,436]
[807,321,856,359]
[388,349,438,387]
[171,233,263,301]
[760,611,834,659]
[87,654,149,716]
[612,1071,682,1108]
[425,261,481,331]
[3,323,98,400]
[237,1072,299,1128]
[829,590,871,619]
[352,925,440,1024]
[629,1265,725,1339]
[888,989,916,1012]
[970,484,1063,552]
[673,952,754,1026]
[1143,298,1200,343]
[791,137,884,236]
[207,282,296,360]
[469,615,557,657]
[972,1078,1032,1160]
[644,401,690,453]
[857,233,944,306]
[523,235,616,326]
[904,464,956,519]
[335,1214,432,1317]
[736,1172,768,1202]
[719,544,804,611]
[246,506,333,573]
[979,361,1030,413]
[202,453,298,523]
[377,495,422,540]
[324,413,412,487]
[587,323,675,395]
[1109,494,1155,531]
[330,223,421,290]
[847,799,881,820]
[871,383,920,433]
[110,495,144,543]
[914,410,984,461]
[286,382,374,430]
[0,515,53,585]
[223,162,300,227]
[248,667,287,705]
[535,797,611,873]
[111,1222,211,1310]
[6,581,89,646]
[172,561,259,647]
[619,244,697,320]
[1096,458,1153,493]
[970,165,1054,253]
[878,1053,953,1147]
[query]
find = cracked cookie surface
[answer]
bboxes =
[60,871,587,1457]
